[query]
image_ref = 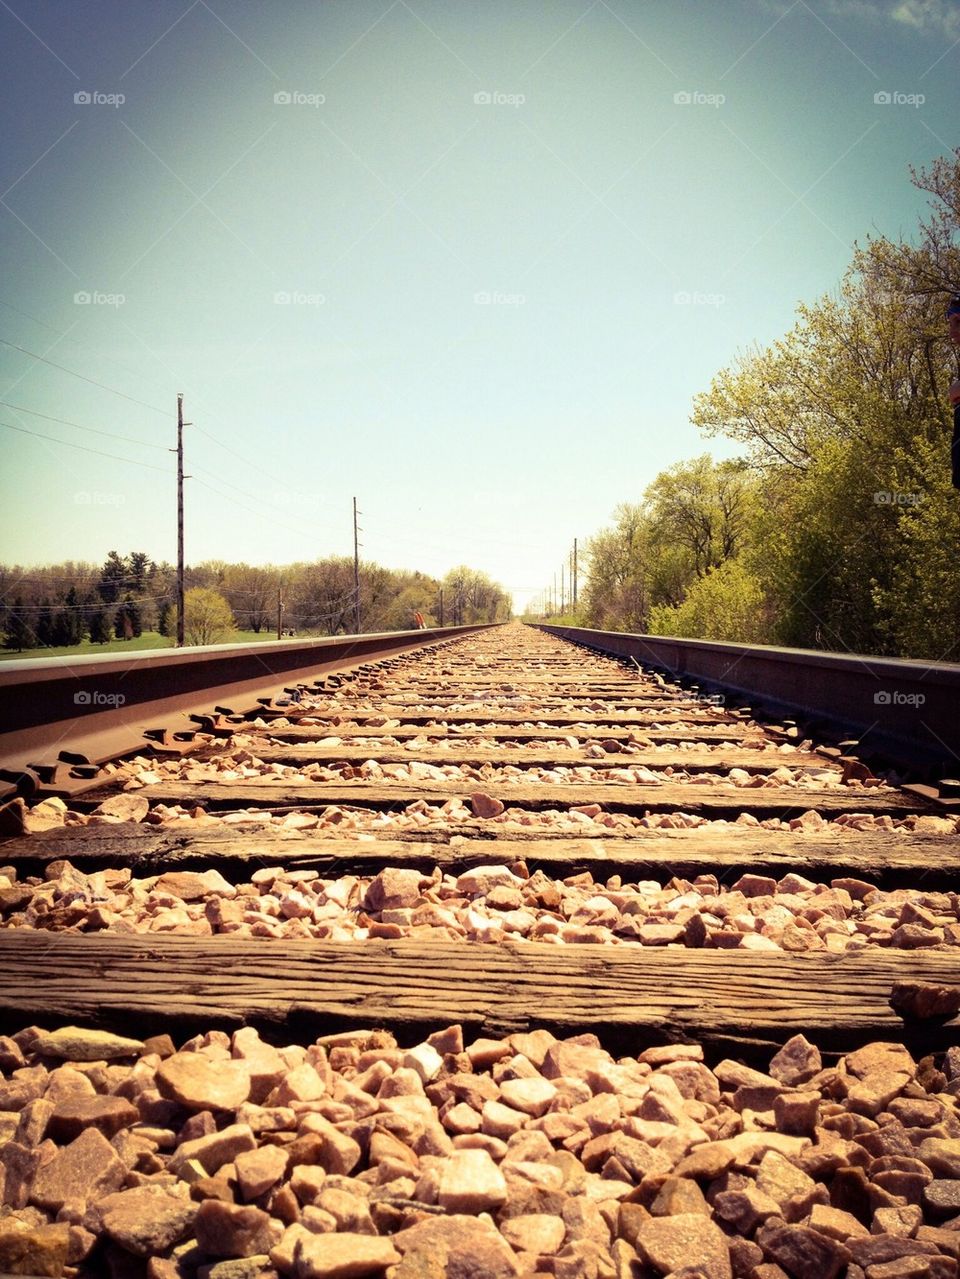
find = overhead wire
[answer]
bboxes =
[0,400,170,450]
[0,339,168,416]
[0,419,172,472]
[0,297,175,398]
[1,311,524,581]
[191,477,344,548]
[1,314,347,526]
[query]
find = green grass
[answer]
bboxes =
[0,629,288,662]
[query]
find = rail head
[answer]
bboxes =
[535,623,960,774]
[0,624,502,791]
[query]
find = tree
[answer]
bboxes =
[51,594,83,647]
[580,505,652,631]
[289,559,357,635]
[222,564,279,633]
[88,610,111,644]
[2,598,35,651]
[645,456,755,580]
[648,560,770,642]
[170,588,236,646]
[62,586,84,645]
[98,551,129,604]
[113,595,143,640]
[128,551,152,592]
[439,567,511,624]
[687,152,960,657]
[34,599,55,647]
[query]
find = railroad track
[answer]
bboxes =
[2,621,959,1278]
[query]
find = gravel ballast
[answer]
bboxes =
[2,1022,960,1277]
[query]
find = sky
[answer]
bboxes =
[0,0,956,615]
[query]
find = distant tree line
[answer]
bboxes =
[565,149,960,661]
[0,553,510,652]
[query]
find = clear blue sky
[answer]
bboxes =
[1,0,956,613]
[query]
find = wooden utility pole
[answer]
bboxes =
[439,587,444,626]
[353,497,361,634]
[561,564,565,614]
[573,538,578,607]
[276,582,283,640]
[175,394,185,647]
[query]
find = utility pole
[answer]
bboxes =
[573,538,578,608]
[439,588,444,626]
[276,582,283,640]
[561,564,565,614]
[353,497,361,634]
[174,393,188,647]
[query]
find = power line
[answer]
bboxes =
[0,339,168,416]
[5,596,170,612]
[0,319,354,525]
[0,419,172,472]
[0,298,174,398]
[192,477,338,546]
[187,462,347,535]
[190,421,341,513]
[0,400,169,450]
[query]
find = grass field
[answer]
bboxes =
[0,630,287,663]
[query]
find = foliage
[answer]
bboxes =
[0,551,510,652]
[439,567,511,625]
[170,588,236,646]
[114,595,143,640]
[2,598,35,651]
[221,564,280,634]
[575,148,960,658]
[648,560,769,642]
[579,460,758,635]
[88,610,111,644]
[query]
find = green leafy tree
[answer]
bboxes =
[580,505,652,631]
[98,551,129,604]
[170,588,236,646]
[2,598,36,651]
[648,560,769,642]
[440,567,511,624]
[128,551,152,592]
[51,602,81,647]
[689,152,960,657]
[34,599,55,647]
[113,595,143,640]
[645,455,755,580]
[88,610,111,644]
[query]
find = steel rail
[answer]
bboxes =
[0,624,498,798]
[538,624,960,782]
